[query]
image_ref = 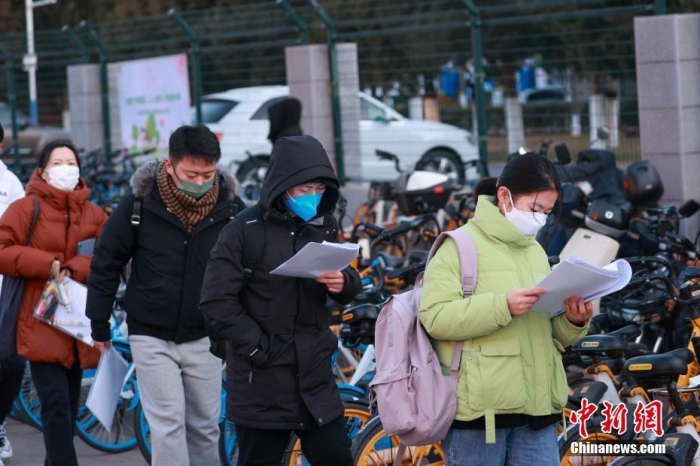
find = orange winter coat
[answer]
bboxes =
[0,170,107,370]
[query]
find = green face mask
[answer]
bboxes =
[178,178,214,200]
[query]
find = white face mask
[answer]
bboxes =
[503,190,548,236]
[46,165,80,192]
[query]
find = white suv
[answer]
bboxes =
[195,85,478,184]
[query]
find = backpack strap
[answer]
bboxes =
[425,229,477,381]
[236,205,266,282]
[131,197,142,229]
[25,196,40,246]
[426,229,478,297]
[394,444,407,466]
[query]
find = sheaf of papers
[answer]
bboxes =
[86,346,129,431]
[35,278,93,345]
[533,256,632,317]
[270,241,360,279]
[689,375,700,388]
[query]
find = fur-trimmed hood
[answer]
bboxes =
[130,160,240,201]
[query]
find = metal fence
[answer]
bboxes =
[0,0,665,182]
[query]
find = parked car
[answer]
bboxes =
[0,102,72,170]
[193,86,478,184]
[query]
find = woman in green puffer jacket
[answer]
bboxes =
[420,152,592,466]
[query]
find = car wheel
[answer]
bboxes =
[415,149,465,185]
[235,155,269,201]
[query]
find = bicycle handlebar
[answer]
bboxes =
[385,261,426,280]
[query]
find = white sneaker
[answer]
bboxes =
[0,422,11,459]
[1,456,5,466]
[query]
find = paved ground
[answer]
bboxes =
[5,415,147,465]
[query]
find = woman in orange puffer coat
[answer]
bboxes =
[0,141,107,466]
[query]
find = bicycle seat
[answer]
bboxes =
[571,334,628,354]
[610,325,642,340]
[376,252,406,269]
[408,249,430,264]
[684,266,700,280]
[624,349,692,378]
[588,313,613,334]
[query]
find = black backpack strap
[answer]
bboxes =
[131,197,143,229]
[25,196,40,246]
[236,205,265,282]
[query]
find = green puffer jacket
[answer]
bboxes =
[419,195,588,443]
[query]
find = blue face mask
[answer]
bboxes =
[285,191,323,221]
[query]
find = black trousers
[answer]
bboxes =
[30,357,82,466]
[235,415,353,466]
[0,364,24,424]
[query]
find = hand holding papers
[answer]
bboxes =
[270,241,360,279]
[533,256,632,317]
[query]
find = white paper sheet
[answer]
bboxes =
[270,241,360,279]
[532,256,632,317]
[86,346,129,431]
[33,278,93,345]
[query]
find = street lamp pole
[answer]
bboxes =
[24,0,57,125]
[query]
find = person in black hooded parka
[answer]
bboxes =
[200,135,361,466]
[267,97,303,145]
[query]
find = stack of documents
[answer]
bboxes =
[271,241,360,279]
[86,347,129,431]
[533,256,632,316]
[33,278,93,345]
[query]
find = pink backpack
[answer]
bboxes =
[369,229,477,462]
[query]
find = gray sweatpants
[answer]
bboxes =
[130,335,221,466]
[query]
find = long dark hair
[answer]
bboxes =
[38,140,81,170]
[474,152,561,203]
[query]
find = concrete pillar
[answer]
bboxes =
[107,63,123,153]
[285,43,361,181]
[67,64,104,153]
[423,97,440,122]
[336,43,361,182]
[635,13,700,239]
[505,97,525,154]
[408,97,423,120]
[589,94,605,149]
[570,113,582,137]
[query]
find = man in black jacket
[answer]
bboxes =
[200,135,361,466]
[86,125,246,466]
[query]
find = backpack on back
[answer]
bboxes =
[369,228,477,455]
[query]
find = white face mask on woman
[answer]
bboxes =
[503,189,548,236]
[46,165,80,192]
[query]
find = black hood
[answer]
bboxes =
[259,135,339,216]
[267,97,302,143]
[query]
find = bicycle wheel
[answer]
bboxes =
[350,416,444,466]
[283,400,373,466]
[76,341,138,453]
[134,402,152,464]
[17,365,42,430]
[219,419,238,466]
[559,421,630,466]
[353,203,377,226]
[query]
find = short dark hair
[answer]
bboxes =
[0,122,4,143]
[169,125,221,165]
[38,140,81,170]
[476,152,561,202]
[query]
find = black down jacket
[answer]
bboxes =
[200,135,362,430]
[87,162,246,343]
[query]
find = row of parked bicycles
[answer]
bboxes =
[9,140,700,465]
